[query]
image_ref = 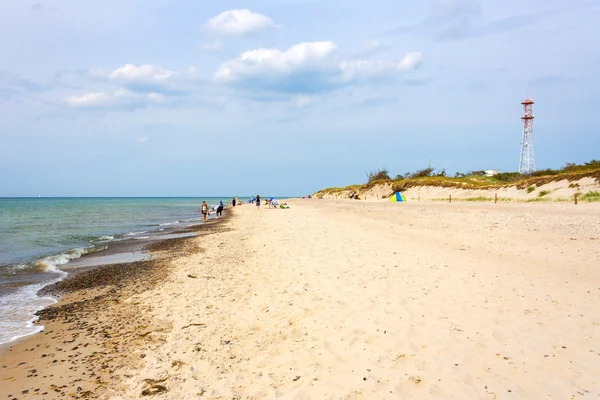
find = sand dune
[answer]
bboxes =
[109,200,600,399]
[316,177,600,203]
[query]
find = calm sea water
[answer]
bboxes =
[0,197,239,345]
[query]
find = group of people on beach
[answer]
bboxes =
[200,195,268,221]
[199,200,224,222]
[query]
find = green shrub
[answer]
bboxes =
[531,168,560,177]
[468,170,486,176]
[538,190,550,197]
[366,168,390,184]
[494,172,521,182]
[405,167,435,178]
[526,186,535,193]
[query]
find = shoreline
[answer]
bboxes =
[0,208,226,349]
[0,211,232,398]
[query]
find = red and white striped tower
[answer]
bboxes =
[519,96,535,174]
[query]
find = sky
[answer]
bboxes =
[1,0,599,197]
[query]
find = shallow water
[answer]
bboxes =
[0,197,239,345]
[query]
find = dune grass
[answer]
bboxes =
[538,190,551,197]
[314,161,600,199]
[431,196,510,202]
[525,197,570,203]
[580,191,600,202]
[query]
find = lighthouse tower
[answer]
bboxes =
[519,96,535,174]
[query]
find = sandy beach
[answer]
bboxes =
[2,200,599,399]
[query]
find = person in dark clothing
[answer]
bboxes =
[217,200,224,217]
[256,195,261,209]
[232,198,236,207]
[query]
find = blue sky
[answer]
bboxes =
[1,0,599,197]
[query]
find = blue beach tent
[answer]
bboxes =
[388,192,406,202]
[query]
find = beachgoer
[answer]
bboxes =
[232,197,236,207]
[256,195,261,209]
[200,201,209,222]
[217,200,224,217]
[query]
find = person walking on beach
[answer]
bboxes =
[232,197,236,207]
[256,195,261,210]
[200,201,209,222]
[217,200,224,217]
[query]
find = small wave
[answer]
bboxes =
[4,264,29,275]
[126,231,148,237]
[0,245,107,345]
[133,236,151,240]
[89,235,115,243]
[159,221,180,226]
[33,247,96,274]
[0,282,57,345]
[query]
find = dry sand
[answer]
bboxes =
[2,200,600,399]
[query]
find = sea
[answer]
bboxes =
[0,197,243,346]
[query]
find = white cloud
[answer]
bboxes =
[138,136,151,144]
[340,52,423,81]
[98,64,175,84]
[65,89,163,109]
[204,9,274,36]
[215,42,423,94]
[90,64,197,94]
[65,91,114,106]
[215,41,336,82]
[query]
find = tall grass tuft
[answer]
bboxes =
[580,191,600,202]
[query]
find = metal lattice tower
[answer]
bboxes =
[519,96,535,174]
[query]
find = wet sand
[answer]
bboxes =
[0,215,231,399]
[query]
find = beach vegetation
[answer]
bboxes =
[525,197,569,203]
[526,186,535,193]
[538,190,551,197]
[367,168,391,183]
[463,196,494,202]
[432,196,508,202]
[405,167,435,178]
[494,172,521,182]
[362,168,392,190]
[580,191,600,202]
[314,159,600,199]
